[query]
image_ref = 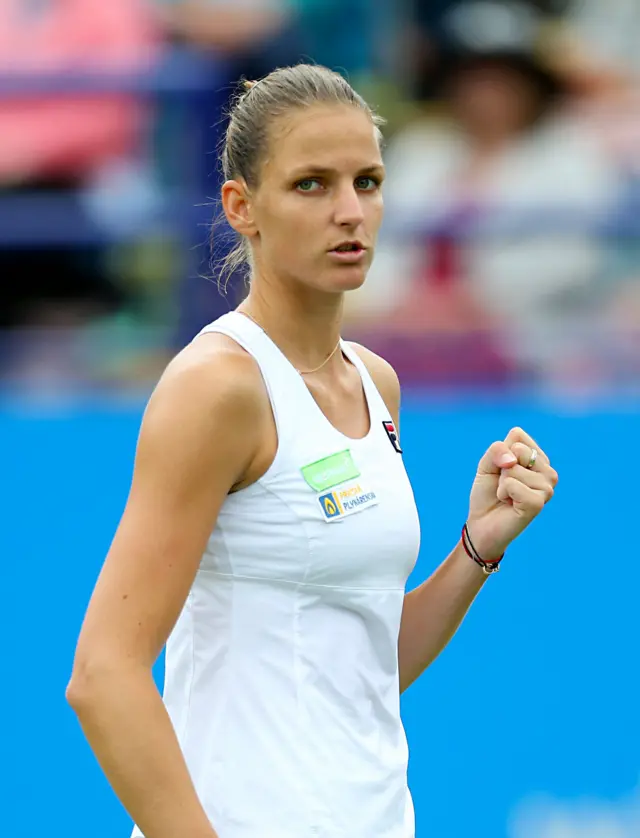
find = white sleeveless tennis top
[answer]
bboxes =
[132,311,421,838]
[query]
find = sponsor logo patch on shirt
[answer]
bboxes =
[301,449,360,492]
[318,480,378,522]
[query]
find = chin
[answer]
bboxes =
[323,265,369,294]
[341,273,368,293]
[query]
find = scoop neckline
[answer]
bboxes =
[235,311,375,444]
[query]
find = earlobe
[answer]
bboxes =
[221,179,257,238]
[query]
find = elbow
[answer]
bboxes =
[66,653,145,712]
[66,668,92,711]
[66,658,102,712]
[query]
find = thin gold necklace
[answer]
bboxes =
[239,310,342,375]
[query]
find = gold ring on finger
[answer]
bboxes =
[527,448,538,469]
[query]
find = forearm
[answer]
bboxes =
[67,667,218,838]
[398,541,488,692]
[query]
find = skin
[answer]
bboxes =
[66,102,558,838]
[449,64,545,148]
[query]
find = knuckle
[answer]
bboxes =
[488,440,506,460]
[505,427,519,443]
[533,495,546,512]
[548,468,559,486]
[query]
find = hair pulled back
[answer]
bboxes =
[215,64,385,288]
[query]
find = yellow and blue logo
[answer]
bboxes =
[318,482,378,521]
[318,491,342,519]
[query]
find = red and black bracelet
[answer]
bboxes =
[461,523,504,575]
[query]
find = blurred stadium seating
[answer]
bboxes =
[1,2,639,836]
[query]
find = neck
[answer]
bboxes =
[238,275,345,374]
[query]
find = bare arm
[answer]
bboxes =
[351,343,488,693]
[397,545,487,691]
[66,337,267,838]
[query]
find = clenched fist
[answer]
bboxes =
[466,427,558,563]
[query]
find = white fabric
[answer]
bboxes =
[131,311,421,838]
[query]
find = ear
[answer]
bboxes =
[221,179,258,238]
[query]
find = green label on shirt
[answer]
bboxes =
[301,449,360,492]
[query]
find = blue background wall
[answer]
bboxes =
[1,396,637,836]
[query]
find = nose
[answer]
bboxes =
[333,183,365,228]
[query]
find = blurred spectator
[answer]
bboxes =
[0,0,160,331]
[404,0,571,100]
[159,0,293,69]
[564,0,640,80]
[534,3,640,178]
[160,0,380,79]
[346,0,623,388]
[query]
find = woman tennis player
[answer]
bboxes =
[67,65,558,838]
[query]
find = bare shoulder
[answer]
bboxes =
[155,331,265,413]
[139,332,270,480]
[346,341,401,423]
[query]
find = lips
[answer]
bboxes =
[330,240,365,253]
[327,243,367,264]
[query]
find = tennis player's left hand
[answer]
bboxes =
[465,427,558,562]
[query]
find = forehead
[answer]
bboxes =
[265,104,383,175]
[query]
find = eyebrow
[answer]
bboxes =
[289,164,385,179]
